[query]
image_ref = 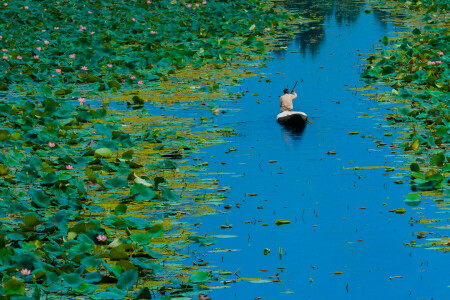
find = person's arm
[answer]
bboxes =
[291,91,297,100]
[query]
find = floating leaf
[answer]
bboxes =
[116,269,138,290]
[4,279,25,296]
[189,271,210,283]
[95,148,113,158]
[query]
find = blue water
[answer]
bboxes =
[178,1,450,299]
[115,0,450,298]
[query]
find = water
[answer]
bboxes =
[123,0,450,298]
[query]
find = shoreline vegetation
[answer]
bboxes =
[362,0,449,249]
[0,0,305,299]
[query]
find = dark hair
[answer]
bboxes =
[283,89,289,94]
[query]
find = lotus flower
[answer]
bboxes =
[48,142,55,148]
[81,66,88,71]
[78,98,86,105]
[21,269,31,275]
[97,235,107,241]
[66,165,74,170]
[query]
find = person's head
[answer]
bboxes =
[283,88,289,94]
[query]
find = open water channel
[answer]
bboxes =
[117,0,450,298]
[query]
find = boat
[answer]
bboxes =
[277,111,307,127]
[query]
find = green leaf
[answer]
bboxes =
[4,279,25,296]
[154,176,166,190]
[161,187,180,201]
[275,219,291,225]
[114,203,127,215]
[86,167,98,183]
[410,163,421,172]
[121,150,134,160]
[0,129,11,141]
[116,269,138,290]
[105,177,128,189]
[62,273,84,288]
[148,224,163,237]
[0,164,9,176]
[189,271,210,283]
[135,287,152,299]
[95,148,113,158]
[29,189,51,208]
[130,183,155,201]
[404,193,421,207]
[130,232,150,245]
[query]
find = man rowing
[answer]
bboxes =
[280,88,297,113]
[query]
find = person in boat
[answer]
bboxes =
[280,88,297,112]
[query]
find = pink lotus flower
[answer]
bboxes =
[131,17,136,21]
[97,235,107,241]
[2,56,7,60]
[37,47,42,51]
[81,66,88,71]
[436,61,442,64]
[2,49,7,52]
[130,76,136,79]
[429,61,436,65]
[265,28,271,31]
[69,54,75,59]
[66,165,73,170]
[24,6,29,9]
[44,40,49,45]
[0,36,2,39]
[78,98,86,105]
[41,30,46,32]
[56,69,62,74]
[439,52,444,55]
[48,142,55,148]
[150,31,156,34]
[138,80,144,85]
[54,27,59,30]
[195,3,200,6]
[187,4,192,7]
[33,55,39,59]
[21,269,31,276]
[203,1,206,4]
[90,31,95,35]
[3,3,7,6]
[78,25,87,31]
[88,11,92,14]
[147,0,151,3]
[17,56,22,60]
[107,64,113,68]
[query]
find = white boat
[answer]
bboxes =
[277,111,307,127]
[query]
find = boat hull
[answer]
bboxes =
[277,111,307,127]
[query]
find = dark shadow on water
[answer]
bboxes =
[279,122,306,140]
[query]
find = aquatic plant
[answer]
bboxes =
[0,0,300,96]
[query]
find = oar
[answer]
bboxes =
[291,81,298,93]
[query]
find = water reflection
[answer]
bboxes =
[275,0,390,57]
[280,122,306,140]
